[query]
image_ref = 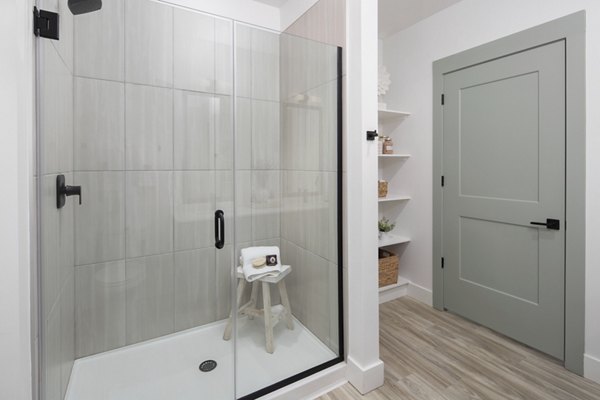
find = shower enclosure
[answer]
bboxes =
[35,0,343,399]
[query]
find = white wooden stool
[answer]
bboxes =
[222,265,294,353]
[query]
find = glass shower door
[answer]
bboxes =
[233,24,343,399]
[36,1,237,399]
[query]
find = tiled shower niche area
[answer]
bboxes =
[37,0,341,399]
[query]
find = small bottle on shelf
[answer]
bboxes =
[383,137,394,154]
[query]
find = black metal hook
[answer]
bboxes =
[367,130,378,141]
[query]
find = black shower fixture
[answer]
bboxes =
[68,0,102,15]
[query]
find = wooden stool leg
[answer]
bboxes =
[248,282,259,320]
[277,280,294,330]
[223,278,246,341]
[262,281,274,353]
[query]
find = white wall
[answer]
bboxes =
[382,0,600,382]
[0,0,34,398]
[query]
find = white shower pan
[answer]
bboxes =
[65,316,335,399]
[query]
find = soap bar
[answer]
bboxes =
[252,257,266,268]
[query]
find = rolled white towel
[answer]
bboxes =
[240,246,282,282]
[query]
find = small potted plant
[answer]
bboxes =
[378,217,395,240]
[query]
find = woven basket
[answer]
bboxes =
[378,181,388,198]
[378,249,399,287]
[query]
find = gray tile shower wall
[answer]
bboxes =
[124,0,173,87]
[124,85,174,170]
[72,0,231,358]
[74,171,125,265]
[284,0,346,49]
[74,0,124,81]
[72,0,283,358]
[74,78,125,171]
[75,261,127,356]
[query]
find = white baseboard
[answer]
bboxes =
[584,354,600,384]
[407,281,433,306]
[378,280,408,304]
[259,362,347,400]
[346,356,384,394]
[379,277,432,306]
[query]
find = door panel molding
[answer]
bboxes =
[433,11,586,374]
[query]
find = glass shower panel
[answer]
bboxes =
[37,1,237,399]
[233,25,342,399]
[36,1,76,399]
[38,2,342,399]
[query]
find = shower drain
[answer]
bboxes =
[199,360,217,372]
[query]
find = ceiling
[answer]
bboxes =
[378,0,463,38]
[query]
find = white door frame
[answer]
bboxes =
[432,11,586,374]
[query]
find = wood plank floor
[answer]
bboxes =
[319,297,600,400]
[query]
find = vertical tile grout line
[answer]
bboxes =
[249,27,254,248]
[232,19,238,400]
[123,0,128,345]
[213,19,217,330]
[70,4,77,377]
[213,15,218,331]
[278,31,283,270]
[171,4,176,335]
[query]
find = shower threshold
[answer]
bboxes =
[65,316,336,399]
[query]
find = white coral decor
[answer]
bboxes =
[378,65,391,96]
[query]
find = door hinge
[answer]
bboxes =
[441,257,445,269]
[441,94,445,105]
[33,7,59,40]
[441,176,445,187]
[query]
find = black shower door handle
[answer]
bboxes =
[215,210,225,249]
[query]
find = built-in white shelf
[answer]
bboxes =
[378,108,411,121]
[379,153,411,159]
[377,106,412,290]
[378,277,410,293]
[378,234,411,247]
[378,195,410,203]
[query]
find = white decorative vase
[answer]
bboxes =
[378,65,391,109]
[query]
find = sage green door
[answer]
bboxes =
[442,40,565,359]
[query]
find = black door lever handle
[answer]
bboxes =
[530,218,560,230]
